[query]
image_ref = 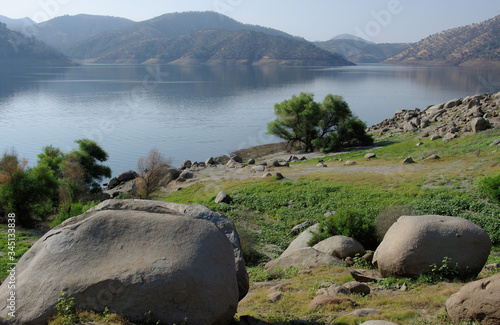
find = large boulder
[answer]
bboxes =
[313,235,365,259]
[265,247,342,271]
[471,117,490,133]
[282,223,320,255]
[373,215,491,277]
[446,273,500,325]
[0,200,245,325]
[107,170,139,189]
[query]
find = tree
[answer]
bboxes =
[70,139,111,192]
[267,93,373,152]
[0,151,59,227]
[137,148,171,199]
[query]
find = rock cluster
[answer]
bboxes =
[368,92,500,140]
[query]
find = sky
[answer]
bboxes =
[2,0,500,43]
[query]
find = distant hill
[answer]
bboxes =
[385,15,500,66]
[66,11,302,59]
[33,14,136,52]
[81,29,353,66]
[65,11,352,66]
[0,15,35,31]
[0,23,73,66]
[315,34,410,63]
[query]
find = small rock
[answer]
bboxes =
[317,162,327,167]
[485,263,500,270]
[429,134,441,141]
[278,161,290,167]
[275,172,284,180]
[344,257,354,266]
[248,158,256,165]
[416,142,424,146]
[345,161,357,165]
[252,165,266,172]
[327,283,351,296]
[403,157,415,164]
[400,283,408,291]
[364,153,376,159]
[267,159,280,167]
[344,281,371,295]
[262,172,273,178]
[442,133,457,142]
[363,252,374,264]
[426,154,440,160]
[300,156,308,161]
[205,157,215,166]
[324,211,336,217]
[309,296,353,310]
[350,308,381,317]
[298,270,312,275]
[267,292,282,303]
[489,139,500,146]
[215,191,232,204]
[348,268,382,283]
[232,155,243,163]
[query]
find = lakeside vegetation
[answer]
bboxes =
[0,94,498,323]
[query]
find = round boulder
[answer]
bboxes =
[373,215,491,277]
[313,235,365,259]
[0,200,242,325]
[445,273,500,325]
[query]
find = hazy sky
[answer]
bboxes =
[2,0,500,43]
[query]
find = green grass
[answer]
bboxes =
[0,225,41,280]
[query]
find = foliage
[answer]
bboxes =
[136,148,171,199]
[0,140,110,227]
[54,291,78,325]
[0,151,59,227]
[475,173,500,204]
[0,225,39,280]
[310,208,378,250]
[267,93,373,152]
[71,139,112,192]
[418,257,474,283]
[51,201,99,228]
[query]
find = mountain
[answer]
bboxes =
[65,11,352,66]
[80,29,353,66]
[33,14,135,52]
[66,11,301,59]
[385,15,500,66]
[0,15,35,31]
[315,34,410,63]
[0,23,73,66]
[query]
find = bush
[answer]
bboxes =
[309,208,378,250]
[475,173,500,204]
[51,201,99,228]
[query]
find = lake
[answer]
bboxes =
[1,63,499,176]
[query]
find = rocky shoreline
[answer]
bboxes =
[368,91,500,141]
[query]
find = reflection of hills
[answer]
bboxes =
[397,66,499,94]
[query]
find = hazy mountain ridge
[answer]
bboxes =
[315,35,410,63]
[63,11,352,66]
[85,29,353,66]
[34,14,136,52]
[0,14,35,31]
[385,15,500,66]
[0,23,73,66]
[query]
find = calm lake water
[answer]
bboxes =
[1,64,499,176]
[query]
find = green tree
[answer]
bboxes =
[0,151,59,227]
[267,93,373,152]
[70,139,112,192]
[37,145,64,177]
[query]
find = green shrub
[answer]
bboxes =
[475,173,500,204]
[51,201,99,228]
[309,208,378,250]
[54,291,78,325]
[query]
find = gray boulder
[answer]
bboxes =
[265,247,342,271]
[107,170,139,189]
[0,199,242,325]
[446,273,500,325]
[215,191,232,204]
[373,215,491,277]
[282,223,320,255]
[313,235,365,259]
[489,138,500,146]
[471,117,490,133]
